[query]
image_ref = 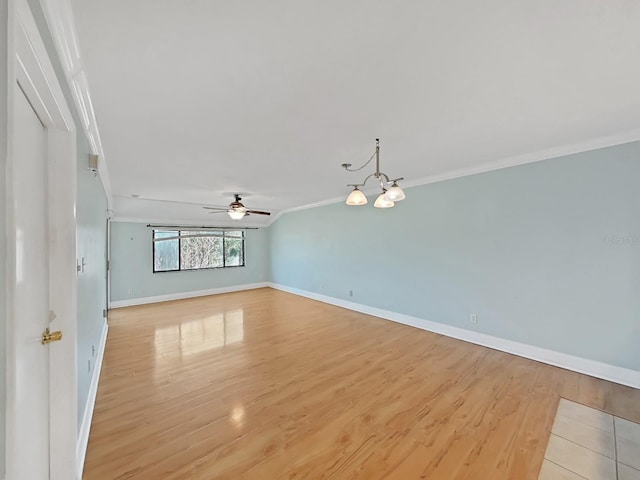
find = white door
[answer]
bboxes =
[9,82,53,479]
[6,1,79,478]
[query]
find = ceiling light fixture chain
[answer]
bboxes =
[341,139,406,208]
[341,150,377,173]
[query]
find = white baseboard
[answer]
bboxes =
[267,283,640,390]
[76,321,108,480]
[109,282,269,309]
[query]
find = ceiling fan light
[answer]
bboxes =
[384,183,406,202]
[374,192,394,208]
[228,208,246,220]
[346,187,368,206]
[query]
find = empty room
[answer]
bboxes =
[2,0,640,479]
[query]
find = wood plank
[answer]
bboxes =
[83,288,640,479]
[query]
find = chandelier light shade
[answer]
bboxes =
[345,187,368,205]
[383,181,406,202]
[374,191,394,208]
[341,139,406,209]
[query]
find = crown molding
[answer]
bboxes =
[267,195,346,225]
[270,130,640,224]
[33,0,640,222]
[111,216,269,229]
[38,0,113,207]
[401,128,640,191]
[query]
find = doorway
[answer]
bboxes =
[5,0,78,478]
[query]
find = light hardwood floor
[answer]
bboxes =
[83,288,640,479]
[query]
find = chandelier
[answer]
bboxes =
[341,139,406,208]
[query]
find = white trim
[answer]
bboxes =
[15,0,73,130]
[35,0,640,224]
[110,197,278,228]
[113,133,640,227]
[110,216,270,229]
[272,132,640,221]
[267,195,345,225]
[400,129,640,192]
[268,283,640,390]
[7,0,79,478]
[109,282,269,309]
[38,0,113,208]
[76,321,108,480]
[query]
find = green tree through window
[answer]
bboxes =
[153,230,245,272]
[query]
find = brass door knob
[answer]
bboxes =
[42,328,63,345]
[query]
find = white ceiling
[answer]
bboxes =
[71,0,640,226]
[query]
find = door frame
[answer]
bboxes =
[5,0,78,478]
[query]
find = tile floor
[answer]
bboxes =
[539,398,640,480]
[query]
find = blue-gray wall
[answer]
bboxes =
[76,168,108,427]
[270,142,640,371]
[110,222,270,302]
[1,0,8,475]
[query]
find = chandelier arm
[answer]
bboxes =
[343,139,407,207]
[360,172,378,186]
[351,172,390,190]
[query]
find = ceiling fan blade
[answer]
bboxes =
[203,206,228,211]
[245,210,271,216]
[207,210,230,214]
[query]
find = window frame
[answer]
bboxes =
[152,229,245,273]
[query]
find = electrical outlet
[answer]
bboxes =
[92,345,95,357]
[470,314,478,324]
[87,359,91,372]
[103,308,107,318]
[349,290,354,297]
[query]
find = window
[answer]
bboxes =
[153,230,245,272]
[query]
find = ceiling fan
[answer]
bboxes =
[203,194,271,220]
